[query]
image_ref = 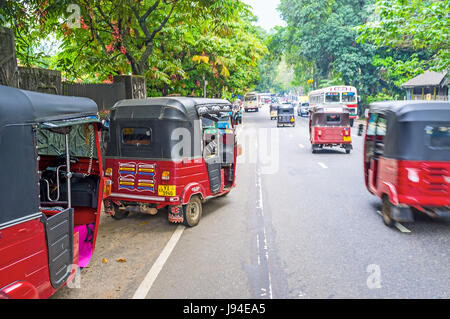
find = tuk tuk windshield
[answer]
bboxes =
[280,108,293,114]
[37,123,97,158]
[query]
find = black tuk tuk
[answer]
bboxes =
[0,85,106,299]
[103,97,238,227]
[277,103,295,127]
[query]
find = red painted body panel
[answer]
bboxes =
[310,126,352,145]
[367,156,450,208]
[0,125,104,299]
[106,156,235,206]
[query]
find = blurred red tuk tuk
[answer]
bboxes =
[309,104,353,153]
[0,85,108,299]
[364,101,450,226]
[103,97,238,227]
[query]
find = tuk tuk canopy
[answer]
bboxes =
[106,97,232,160]
[0,85,99,229]
[369,101,450,161]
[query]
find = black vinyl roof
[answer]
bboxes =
[369,100,450,122]
[111,97,232,121]
[0,85,98,128]
[369,100,450,161]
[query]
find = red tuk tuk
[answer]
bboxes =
[309,104,353,153]
[0,85,108,299]
[364,101,450,226]
[103,97,238,227]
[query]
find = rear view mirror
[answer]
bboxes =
[101,119,110,131]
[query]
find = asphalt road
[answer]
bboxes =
[53,104,449,299]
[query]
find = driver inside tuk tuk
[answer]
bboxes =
[204,134,217,157]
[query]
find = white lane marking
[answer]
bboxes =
[132,225,185,299]
[256,167,272,299]
[318,162,328,169]
[376,211,411,233]
[298,144,305,149]
[394,222,411,233]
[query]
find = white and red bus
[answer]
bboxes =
[308,86,359,125]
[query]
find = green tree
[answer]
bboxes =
[356,0,449,72]
[278,0,379,98]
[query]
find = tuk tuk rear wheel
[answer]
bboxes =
[182,196,202,227]
[382,196,395,227]
[111,205,130,220]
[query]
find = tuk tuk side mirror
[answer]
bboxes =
[357,96,361,103]
[101,119,110,131]
[374,141,384,156]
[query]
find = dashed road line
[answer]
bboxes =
[318,162,328,169]
[376,210,412,233]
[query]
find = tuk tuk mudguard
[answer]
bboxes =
[181,183,207,205]
[41,208,74,289]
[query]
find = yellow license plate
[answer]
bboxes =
[344,136,351,142]
[158,185,176,197]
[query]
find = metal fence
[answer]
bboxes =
[63,82,127,111]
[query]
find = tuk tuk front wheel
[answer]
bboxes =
[382,196,395,227]
[182,196,203,227]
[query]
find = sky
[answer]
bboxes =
[242,0,285,31]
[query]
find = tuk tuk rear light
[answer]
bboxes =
[318,130,322,136]
[104,179,112,197]
[162,171,170,181]
[105,168,113,176]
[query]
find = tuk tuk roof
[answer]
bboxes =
[279,103,294,109]
[0,85,98,129]
[111,97,232,122]
[369,101,450,161]
[369,100,450,122]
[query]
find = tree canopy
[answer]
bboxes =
[0,0,267,98]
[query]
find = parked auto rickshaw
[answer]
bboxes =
[0,85,108,299]
[277,103,295,127]
[270,104,278,120]
[103,97,238,227]
[364,101,450,226]
[309,104,352,153]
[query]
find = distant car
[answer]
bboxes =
[298,102,309,117]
